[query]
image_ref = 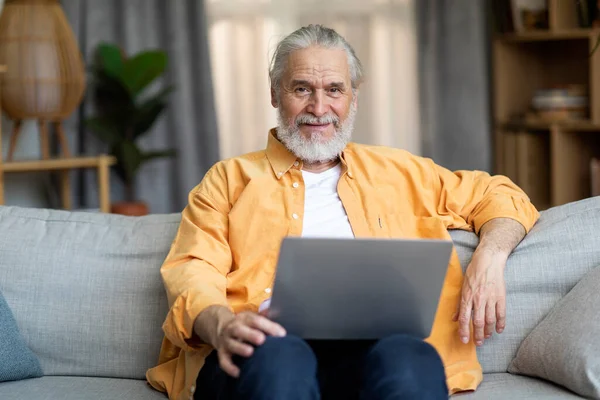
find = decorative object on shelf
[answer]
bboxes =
[528,84,589,123]
[86,42,176,216]
[510,0,549,32]
[0,0,86,161]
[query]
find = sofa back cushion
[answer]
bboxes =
[449,197,600,373]
[0,206,180,380]
[2,196,600,378]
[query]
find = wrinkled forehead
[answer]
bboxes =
[283,47,351,84]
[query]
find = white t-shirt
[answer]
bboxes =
[301,163,355,238]
[259,164,354,312]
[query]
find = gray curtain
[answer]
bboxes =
[416,0,493,173]
[60,0,220,213]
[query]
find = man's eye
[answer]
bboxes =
[295,87,309,93]
[330,88,339,93]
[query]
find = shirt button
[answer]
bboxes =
[277,171,283,177]
[265,288,272,294]
[292,213,299,220]
[294,161,299,167]
[292,182,299,188]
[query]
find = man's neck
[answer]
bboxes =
[302,158,340,173]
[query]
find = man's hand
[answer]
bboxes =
[453,250,507,346]
[193,305,286,378]
[453,217,527,346]
[215,311,286,377]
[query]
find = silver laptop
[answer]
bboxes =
[268,237,453,340]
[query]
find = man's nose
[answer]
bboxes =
[306,90,328,117]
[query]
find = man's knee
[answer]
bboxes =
[363,334,447,399]
[236,334,318,389]
[241,334,316,370]
[368,334,443,368]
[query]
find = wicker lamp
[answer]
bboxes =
[0,0,85,160]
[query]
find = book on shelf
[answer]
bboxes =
[529,84,589,122]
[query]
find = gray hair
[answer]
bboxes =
[269,24,365,96]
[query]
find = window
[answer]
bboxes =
[206,0,420,160]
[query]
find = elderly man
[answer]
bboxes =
[147,25,539,400]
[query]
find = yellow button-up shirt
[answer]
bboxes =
[146,129,539,400]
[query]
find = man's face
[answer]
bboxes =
[272,46,357,163]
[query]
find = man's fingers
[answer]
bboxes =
[472,291,486,346]
[245,314,286,337]
[484,300,496,339]
[458,295,473,344]
[218,351,240,378]
[225,338,254,358]
[496,298,506,333]
[229,324,266,347]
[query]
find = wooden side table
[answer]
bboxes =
[0,155,117,212]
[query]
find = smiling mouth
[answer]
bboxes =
[302,123,331,127]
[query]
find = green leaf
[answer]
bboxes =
[142,149,177,161]
[96,43,124,78]
[112,141,143,183]
[131,85,174,138]
[132,101,166,139]
[91,69,136,118]
[121,50,168,96]
[85,117,121,145]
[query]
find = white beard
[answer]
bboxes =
[276,101,357,164]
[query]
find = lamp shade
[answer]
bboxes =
[0,0,85,120]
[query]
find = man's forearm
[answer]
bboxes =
[192,305,235,348]
[476,217,526,261]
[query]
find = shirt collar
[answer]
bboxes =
[266,128,299,179]
[265,128,353,179]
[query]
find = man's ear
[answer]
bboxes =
[271,88,278,108]
[352,89,359,108]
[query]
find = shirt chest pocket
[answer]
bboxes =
[378,214,449,240]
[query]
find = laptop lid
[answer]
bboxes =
[268,237,453,340]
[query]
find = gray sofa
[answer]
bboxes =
[0,197,598,399]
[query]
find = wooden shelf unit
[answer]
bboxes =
[492,1,600,210]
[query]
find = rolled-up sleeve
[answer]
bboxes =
[426,159,540,234]
[160,168,232,352]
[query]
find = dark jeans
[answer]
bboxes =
[195,334,448,400]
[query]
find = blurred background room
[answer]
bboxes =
[2,0,590,216]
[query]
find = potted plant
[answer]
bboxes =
[86,42,176,216]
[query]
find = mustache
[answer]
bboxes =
[295,113,340,127]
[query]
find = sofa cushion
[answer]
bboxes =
[453,373,582,399]
[449,197,600,373]
[508,265,600,399]
[0,376,167,400]
[0,289,43,382]
[0,206,180,379]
